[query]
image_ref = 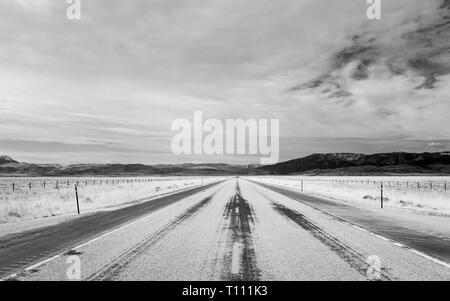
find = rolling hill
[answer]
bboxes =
[1,152,450,176]
[258,152,450,175]
[0,156,256,176]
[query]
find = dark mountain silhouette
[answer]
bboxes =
[259,152,450,175]
[0,155,17,165]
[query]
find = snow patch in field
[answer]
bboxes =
[246,176,450,216]
[0,177,225,223]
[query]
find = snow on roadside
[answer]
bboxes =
[245,176,450,216]
[0,177,226,224]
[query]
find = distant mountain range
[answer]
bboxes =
[0,158,253,177]
[0,155,17,165]
[258,152,450,175]
[1,152,450,176]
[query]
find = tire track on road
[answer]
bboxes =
[252,180,450,267]
[89,189,221,281]
[0,182,223,279]
[222,180,261,281]
[271,201,393,281]
[248,182,394,281]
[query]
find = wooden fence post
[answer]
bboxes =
[75,185,80,215]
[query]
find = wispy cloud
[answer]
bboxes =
[0,0,448,163]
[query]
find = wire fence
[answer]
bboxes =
[0,176,226,222]
[253,176,450,192]
[248,176,450,213]
[0,177,207,192]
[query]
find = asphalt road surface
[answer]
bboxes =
[1,178,449,281]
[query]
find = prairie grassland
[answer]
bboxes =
[249,176,450,216]
[0,177,221,223]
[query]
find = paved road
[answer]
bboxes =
[1,178,449,281]
[0,182,222,278]
[253,180,450,264]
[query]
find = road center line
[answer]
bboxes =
[231,242,242,275]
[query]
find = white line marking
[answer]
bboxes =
[0,182,224,281]
[231,242,242,275]
[347,223,450,269]
[0,209,165,281]
[249,179,450,270]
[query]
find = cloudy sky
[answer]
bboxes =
[0,0,449,164]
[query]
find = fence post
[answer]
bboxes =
[75,185,80,215]
[380,182,384,209]
[29,182,31,190]
[12,182,15,191]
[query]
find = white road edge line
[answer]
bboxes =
[1,208,165,281]
[248,179,450,270]
[0,182,221,281]
[348,223,450,269]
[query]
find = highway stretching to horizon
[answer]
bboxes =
[1,178,449,281]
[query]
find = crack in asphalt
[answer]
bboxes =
[88,190,220,281]
[271,201,394,281]
[222,180,261,281]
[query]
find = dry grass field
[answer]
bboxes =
[0,177,222,223]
